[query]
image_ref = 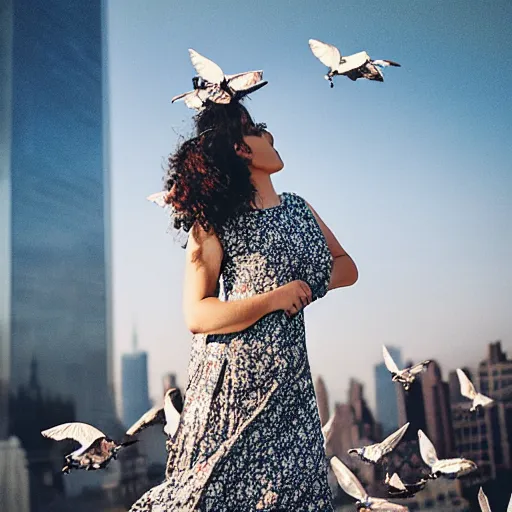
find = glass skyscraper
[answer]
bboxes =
[0,0,117,507]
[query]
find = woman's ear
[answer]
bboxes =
[234,140,252,160]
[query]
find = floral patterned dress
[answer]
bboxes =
[130,192,334,511]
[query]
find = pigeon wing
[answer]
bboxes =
[184,89,210,110]
[370,498,409,511]
[476,394,494,407]
[308,39,342,69]
[389,473,406,491]
[408,360,430,376]
[225,70,263,91]
[457,368,477,400]
[125,405,165,437]
[147,191,169,208]
[372,59,401,67]
[382,345,400,374]
[233,81,268,101]
[379,422,410,455]
[418,429,439,467]
[163,388,184,437]
[188,49,225,85]
[478,487,492,512]
[507,492,512,512]
[337,51,370,74]
[171,89,194,103]
[322,414,335,440]
[330,456,366,501]
[41,422,105,448]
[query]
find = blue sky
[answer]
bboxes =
[107,0,512,411]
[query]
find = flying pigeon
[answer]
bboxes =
[330,456,409,511]
[418,429,477,479]
[308,39,400,87]
[42,388,183,474]
[385,472,427,499]
[125,388,183,438]
[382,345,430,391]
[171,49,267,110]
[456,368,494,412]
[348,422,409,464]
[478,487,491,512]
[41,423,138,474]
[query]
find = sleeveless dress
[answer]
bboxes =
[130,192,334,511]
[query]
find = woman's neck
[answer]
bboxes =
[250,170,280,209]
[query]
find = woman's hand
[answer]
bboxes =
[270,280,312,317]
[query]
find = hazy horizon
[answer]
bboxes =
[107,0,512,414]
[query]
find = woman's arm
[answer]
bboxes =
[183,224,277,335]
[305,201,358,290]
[184,223,313,334]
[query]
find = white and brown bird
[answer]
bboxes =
[42,388,183,474]
[171,49,267,110]
[330,456,409,511]
[456,368,494,412]
[385,472,427,499]
[382,345,430,391]
[348,422,409,464]
[418,429,477,479]
[41,423,138,474]
[308,39,400,87]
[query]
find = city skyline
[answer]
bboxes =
[317,339,512,510]
[107,0,512,410]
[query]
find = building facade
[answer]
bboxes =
[421,360,454,458]
[451,341,512,485]
[375,346,402,436]
[314,375,330,427]
[122,330,151,430]
[0,0,115,508]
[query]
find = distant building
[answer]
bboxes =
[122,328,151,430]
[421,360,454,458]
[451,341,512,485]
[396,360,427,434]
[1,0,117,507]
[163,372,178,395]
[327,379,380,499]
[375,346,402,435]
[0,437,30,512]
[314,376,330,427]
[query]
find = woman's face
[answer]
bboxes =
[238,130,284,174]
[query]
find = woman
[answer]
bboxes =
[131,99,358,511]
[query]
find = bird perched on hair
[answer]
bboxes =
[456,368,494,412]
[418,429,477,479]
[385,472,427,499]
[330,456,409,511]
[171,49,267,110]
[42,388,183,473]
[308,39,400,87]
[348,422,409,464]
[382,345,430,391]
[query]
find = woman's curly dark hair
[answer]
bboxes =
[164,99,267,236]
